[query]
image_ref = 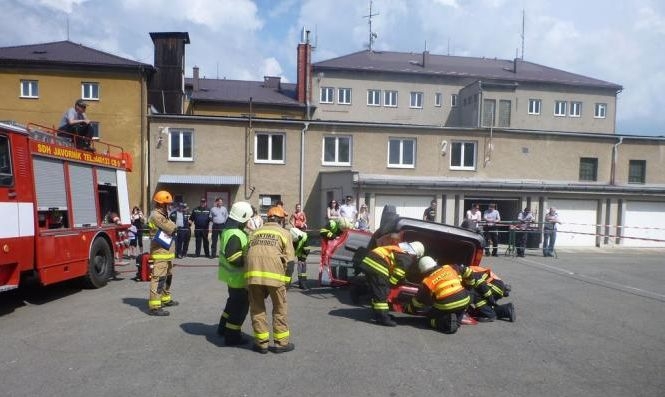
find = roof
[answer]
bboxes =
[185,78,303,107]
[314,50,622,90]
[0,40,153,71]
[158,174,244,185]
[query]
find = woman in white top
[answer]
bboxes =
[326,199,340,221]
[245,206,264,236]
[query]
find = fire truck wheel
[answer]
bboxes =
[83,238,113,288]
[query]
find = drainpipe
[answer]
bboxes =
[610,136,623,185]
[244,97,254,199]
[300,122,309,205]
[477,81,483,128]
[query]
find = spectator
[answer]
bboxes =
[289,203,308,231]
[357,204,370,231]
[210,197,229,258]
[423,200,437,222]
[189,197,212,258]
[516,207,535,257]
[326,199,340,221]
[339,196,358,226]
[465,203,482,232]
[483,203,501,256]
[543,207,561,257]
[130,206,146,252]
[245,205,263,236]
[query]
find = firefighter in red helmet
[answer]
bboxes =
[147,190,178,316]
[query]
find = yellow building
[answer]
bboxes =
[0,40,154,209]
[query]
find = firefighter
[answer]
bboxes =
[404,256,471,334]
[359,241,425,326]
[458,264,515,322]
[319,218,351,265]
[288,227,311,290]
[147,190,178,316]
[245,206,297,354]
[216,201,254,345]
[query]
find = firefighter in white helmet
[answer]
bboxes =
[147,190,178,316]
[288,227,311,290]
[216,201,254,345]
[358,241,425,326]
[404,256,471,334]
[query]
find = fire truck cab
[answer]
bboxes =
[0,121,133,292]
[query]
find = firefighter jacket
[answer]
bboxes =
[411,265,470,313]
[218,226,249,288]
[319,220,342,240]
[461,265,505,301]
[148,207,177,261]
[245,222,296,288]
[293,233,310,261]
[361,245,413,285]
[189,205,211,229]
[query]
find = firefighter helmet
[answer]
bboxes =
[409,241,425,258]
[153,190,173,204]
[229,201,253,223]
[418,256,438,274]
[290,227,305,241]
[267,206,286,219]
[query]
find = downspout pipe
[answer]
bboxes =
[300,122,309,205]
[610,136,623,185]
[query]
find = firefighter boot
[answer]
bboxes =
[374,311,397,327]
[298,276,310,290]
[225,332,249,346]
[495,303,515,322]
[148,307,170,316]
[217,314,226,336]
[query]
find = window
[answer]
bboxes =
[384,90,398,107]
[450,141,476,170]
[482,99,496,127]
[322,136,351,166]
[451,94,458,107]
[338,88,351,105]
[498,100,511,127]
[255,132,285,163]
[81,82,100,100]
[410,92,423,108]
[594,103,607,118]
[0,135,13,187]
[320,87,334,104]
[367,89,381,106]
[579,157,598,181]
[434,92,442,107]
[528,99,541,115]
[570,101,582,117]
[554,101,567,116]
[628,160,646,184]
[388,138,415,168]
[168,129,193,161]
[20,80,39,98]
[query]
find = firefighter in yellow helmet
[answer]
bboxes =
[147,190,178,316]
[245,206,296,354]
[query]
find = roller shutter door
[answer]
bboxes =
[547,199,597,247]
[622,201,665,247]
[374,195,431,229]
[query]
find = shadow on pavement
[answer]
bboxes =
[180,322,255,351]
[0,281,82,316]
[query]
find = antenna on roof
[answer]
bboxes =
[364,0,379,52]
[521,8,525,59]
[66,15,70,41]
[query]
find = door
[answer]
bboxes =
[374,195,431,230]
[547,199,598,247]
[622,201,665,247]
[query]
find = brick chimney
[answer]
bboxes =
[296,30,312,104]
[148,32,190,114]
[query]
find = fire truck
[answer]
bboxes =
[0,121,134,292]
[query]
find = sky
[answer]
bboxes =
[2,0,664,136]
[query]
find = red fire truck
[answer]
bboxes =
[0,121,134,292]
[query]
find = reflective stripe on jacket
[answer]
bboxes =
[361,245,408,285]
[218,228,249,288]
[413,265,470,312]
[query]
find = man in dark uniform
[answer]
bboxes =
[189,198,211,258]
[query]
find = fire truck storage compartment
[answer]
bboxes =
[33,157,70,228]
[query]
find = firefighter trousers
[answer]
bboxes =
[248,284,289,349]
[149,260,174,309]
[366,271,390,315]
[218,286,249,337]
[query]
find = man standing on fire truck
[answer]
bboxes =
[147,190,179,316]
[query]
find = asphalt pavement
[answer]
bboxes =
[1,247,665,397]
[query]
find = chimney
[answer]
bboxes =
[513,57,518,73]
[422,50,430,67]
[296,30,312,104]
[193,66,199,91]
[264,76,281,90]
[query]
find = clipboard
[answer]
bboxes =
[153,230,173,249]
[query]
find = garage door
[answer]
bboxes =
[374,195,431,229]
[622,201,665,247]
[548,199,598,247]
